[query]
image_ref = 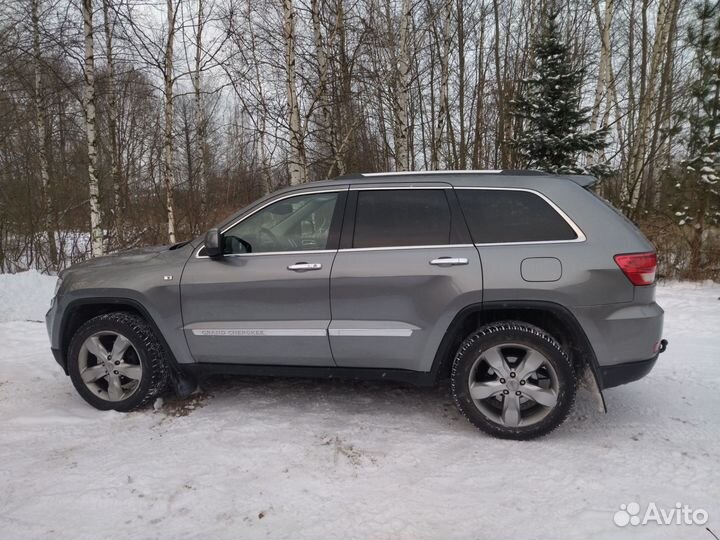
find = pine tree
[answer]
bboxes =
[674,0,720,276]
[511,8,608,175]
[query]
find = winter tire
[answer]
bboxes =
[451,321,577,440]
[67,312,170,411]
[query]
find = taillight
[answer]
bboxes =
[614,252,657,286]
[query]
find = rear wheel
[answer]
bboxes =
[68,312,169,411]
[451,321,576,440]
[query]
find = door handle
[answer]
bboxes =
[287,262,323,272]
[429,257,469,266]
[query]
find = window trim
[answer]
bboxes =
[455,187,587,246]
[339,244,474,253]
[195,188,348,259]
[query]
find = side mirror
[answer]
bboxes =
[204,228,223,258]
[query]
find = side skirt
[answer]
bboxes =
[179,363,436,387]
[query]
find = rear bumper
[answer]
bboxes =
[597,339,667,389]
[573,300,664,368]
[599,355,657,389]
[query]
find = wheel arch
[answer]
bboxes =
[59,298,182,374]
[431,300,602,385]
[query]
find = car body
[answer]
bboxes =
[46,170,666,438]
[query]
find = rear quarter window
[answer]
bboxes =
[456,189,578,244]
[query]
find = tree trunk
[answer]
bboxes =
[102,0,123,246]
[432,0,451,170]
[247,3,272,193]
[163,0,177,243]
[312,0,338,178]
[394,0,411,170]
[283,0,306,185]
[588,0,614,167]
[625,0,680,214]
[492,0,506,168]
[82,0,104,257]
[193,0,207,227]
[32,0,59,269]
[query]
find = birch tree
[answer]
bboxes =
[82,0,104,257]
[623,0,682,213]
[192,0,208,220]
[31,0,59,268]
[163,0,178,242]
[587,0,614,168]
[394,0,412,171]
[283,0,306,184]
[432,0,452,169]
[102,0,122,244]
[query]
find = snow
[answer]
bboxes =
[0,274,719,539]
[0,270,57,323]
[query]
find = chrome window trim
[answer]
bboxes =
[338,244,474,253]
[194,188,347,259]
[361,170,502,176]
[197,249,336,259]
[349,185,452,191]
[455,186,587,244]
[195,184,586,257]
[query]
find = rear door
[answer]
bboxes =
[328,184,483,372]
[181,187,347,365]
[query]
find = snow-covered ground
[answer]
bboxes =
[0,272,718,539]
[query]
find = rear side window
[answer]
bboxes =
[353,190,451,248]
[456,189,578,244]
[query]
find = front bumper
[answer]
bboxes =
[46,301,68,374]
[51,347,68,374]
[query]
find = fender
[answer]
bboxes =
[430,299,605,399]
[58,297,196,396]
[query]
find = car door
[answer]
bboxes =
[328,183,483,372]
[181,187,347,365]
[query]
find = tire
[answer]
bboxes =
[68,312,170,411]
[451,321,576,440]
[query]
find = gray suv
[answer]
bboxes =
[46,171,666,439]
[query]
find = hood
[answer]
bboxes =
[60,241,195,275]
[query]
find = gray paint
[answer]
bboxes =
[46,171,664,377]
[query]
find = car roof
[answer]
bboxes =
[279,170,596,190]
[213,170,596,234]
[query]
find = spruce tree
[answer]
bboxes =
[511,9,608,175]
[674,0,720,276]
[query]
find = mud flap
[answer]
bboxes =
[170,368,198,399]
[579,364,607,414]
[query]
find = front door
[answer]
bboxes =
[329,185,483,372]
[181,188,347,365]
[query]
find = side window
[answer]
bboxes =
[353,189,452,248]
[456,189,578,244]
[222,192,339,254]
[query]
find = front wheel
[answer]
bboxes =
[451,321,577,440]
[67,312,169,411]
